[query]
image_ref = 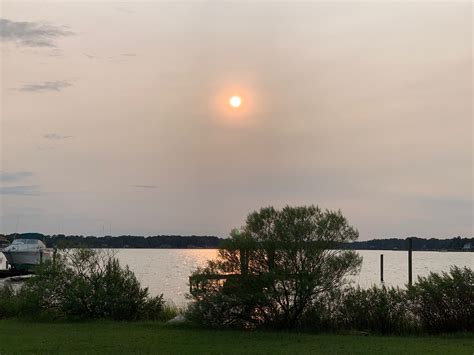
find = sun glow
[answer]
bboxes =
[229,96,242,108]
[212,86,257,125]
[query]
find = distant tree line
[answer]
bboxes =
[340,236,473,251]
[0,233,472,251]
[1,233,223,249]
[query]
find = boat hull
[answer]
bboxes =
[2,250,53,270]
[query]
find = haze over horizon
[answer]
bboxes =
[0,1,472,239]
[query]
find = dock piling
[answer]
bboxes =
[380,254,384,283]
[408,238,413,286]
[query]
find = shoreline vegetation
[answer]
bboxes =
[1,206,472,354]
[0,248,472,353]
[1,233,473,251]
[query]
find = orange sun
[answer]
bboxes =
[229,95,242,108]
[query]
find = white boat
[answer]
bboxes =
[1,239,53,270]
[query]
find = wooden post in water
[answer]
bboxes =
[39,250,43,264]
[380,254,384,283]
[408,237,413,286]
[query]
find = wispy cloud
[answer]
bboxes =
[36,145,55,151]
[18,80,72,93]
[116,7,134,14]
[0,18,73,47]
[0,185,39,196]
[0,171,34,183]
[132,185,157,189]
[44,133,73,140]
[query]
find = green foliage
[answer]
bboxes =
[4,233,222,249]
[336,286,416,334]
[188,206,473,333]
[299,285,415,334]
[300,267,473,334]
[0,285,20,319]
[189,205,362,329]
[2,248,167,321]
[156,302,181,322]
[408,266,473,333]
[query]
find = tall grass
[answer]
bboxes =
[161,302,182,320]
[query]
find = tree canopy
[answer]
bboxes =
[189,205,362,328]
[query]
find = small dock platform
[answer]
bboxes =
[0,269,33,279]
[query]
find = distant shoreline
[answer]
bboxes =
[1,233,472,252]
[87,247,473,252]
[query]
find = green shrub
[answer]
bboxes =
[13,249,166,321]
[186,291,263,328]
[139,295,169,321]
[300,267,473,334]
[88,258,149,320]
[159,302,182,321]
[337,285,416,334]
[408,266,473,333]
[299,286,416,334]
[0,285,20,319]
[298,288,344,332]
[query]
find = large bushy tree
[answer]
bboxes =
[189,205,362,328]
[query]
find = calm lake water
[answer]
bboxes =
[115,249,472,305]
[1,249,472,305]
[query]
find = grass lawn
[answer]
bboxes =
[0,320,472,354]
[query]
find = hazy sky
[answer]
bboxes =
[0,1,472,239]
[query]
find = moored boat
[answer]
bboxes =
[1,239,53,270]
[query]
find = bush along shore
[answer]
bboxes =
[0,206,473,344]
[0,249,179,322]
[187,206,473,334]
